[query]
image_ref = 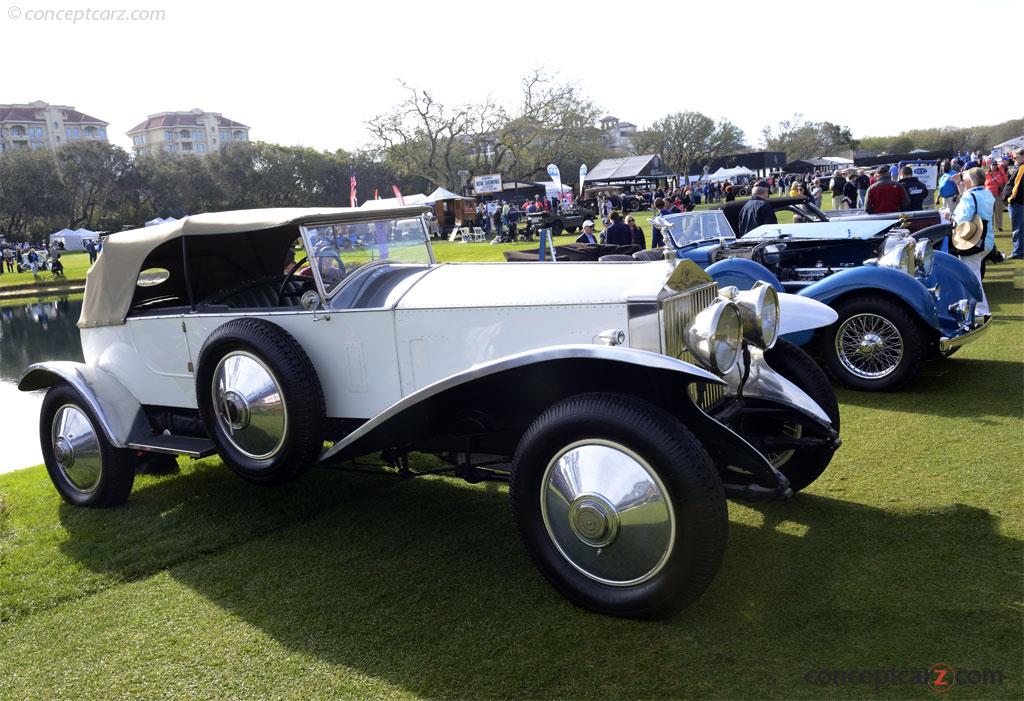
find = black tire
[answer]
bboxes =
[565,226,578,234]
[550,220,564,236]
[40,384,136,507]
[196,318,326,485]
[762,339,840,492]
[820,294,925,391]
[627,198,641,212]
[510,392,727,619]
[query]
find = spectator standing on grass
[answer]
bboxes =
[985,162,1008,231]
[737,183,777,235]
[724,182,736,202]
[85,239,98,264]
[830,171,847,210]
[810,179,824,208]
[865,165,910,214]
[937,159,962,213]
[855,169,870,208]
[604,211,632,246]
[898,166,929,211]
[952,166,995,314]
[1005,148,1024,259]
[625,215,646,249]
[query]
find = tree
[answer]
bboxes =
[761,115,856,161]
[0,149,67,242]
[636,112,747,177]
[53,141,133,230]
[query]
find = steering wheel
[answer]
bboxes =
[277,255,309,306]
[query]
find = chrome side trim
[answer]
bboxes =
[318,344,723,464]
[721,348,833,428]
[939,314,992,352]
[18,361,150,448]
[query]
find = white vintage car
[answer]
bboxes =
[21,206,842,618]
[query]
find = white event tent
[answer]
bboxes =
[708,166,756,182]
[49,227,98,251]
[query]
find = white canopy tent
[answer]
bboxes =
[991,135,1023,158]
[533,181,573,200]
[708,166,756,182]
[427,187,474,201]
[359,193,430,210]
[145,216,178,227]
[49,227,97,251]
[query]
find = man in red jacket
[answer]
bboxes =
[864,166,910,214]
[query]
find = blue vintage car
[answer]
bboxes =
[655,207,990,391]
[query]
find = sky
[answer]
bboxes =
[1,0,1019,155]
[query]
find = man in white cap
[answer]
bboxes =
[576,220,598,244]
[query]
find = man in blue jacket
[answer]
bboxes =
[737,183,777,235]
[603,211,633,245]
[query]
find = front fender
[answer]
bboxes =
[19,361,149,447]
[797,266,940,331]
[705,258,785,292]
[318,344,772,476]
[922,251,985,336]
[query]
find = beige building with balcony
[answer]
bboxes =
[127,109,250,156]
[0,101,109,153]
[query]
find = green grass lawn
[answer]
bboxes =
[0,229,1021,699]
[0,251,92,290]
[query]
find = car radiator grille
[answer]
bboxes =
[660,282,726,410]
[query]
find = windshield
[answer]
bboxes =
[660,210,736,247]
[301,216,432,296]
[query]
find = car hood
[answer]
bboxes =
[742,220,898,241]
[396,260,690,309]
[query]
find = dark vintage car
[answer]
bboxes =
[579,185,648,213]
[524,206,597,236]
[711,196,942,235]
[654,207,989,392]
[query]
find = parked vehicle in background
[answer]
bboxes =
[20,205,841,619]
[524,206,597,236]
[654,207,990,391]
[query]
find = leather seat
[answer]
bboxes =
[205,276,312,309]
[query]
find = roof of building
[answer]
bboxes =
[127,110,249,134]
[0,103,108,125]
[586,154,669,181]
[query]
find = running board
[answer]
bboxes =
[127,435,217,457]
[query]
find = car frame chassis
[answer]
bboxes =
[21,205,841,618]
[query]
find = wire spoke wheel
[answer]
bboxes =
[835,312,904,380]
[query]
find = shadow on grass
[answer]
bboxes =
[56,467,1022,698]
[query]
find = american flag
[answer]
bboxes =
[349,169,358,208]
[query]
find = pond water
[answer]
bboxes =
[0,296,83,473]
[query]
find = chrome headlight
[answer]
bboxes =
[733,282,779,349]
[685,300,742,374]
[878,237,915,275]
[914,239,934,276]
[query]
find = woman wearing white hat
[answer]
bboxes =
[951,166,995,315]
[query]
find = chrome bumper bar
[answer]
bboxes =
[939,314,992,352]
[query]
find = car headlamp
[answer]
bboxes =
[685,300,742,374]
[914,239,934,277]
[733,281,779,349]
[878,237,915,275]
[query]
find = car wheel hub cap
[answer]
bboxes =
[568,494,619,547]
[51,405,102,493]
[836,313,904,380]
[212,351,288,461]
[541,440,675,586]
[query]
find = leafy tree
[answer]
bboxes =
[761,115,856,161]
[0,149,66,242]
[635,112,747,176]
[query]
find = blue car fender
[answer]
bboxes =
[797,266,940,331]
[705,258,785,292]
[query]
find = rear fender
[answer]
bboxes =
[19,361,149,447]
[797,266,940,331]
[318,344,773,477]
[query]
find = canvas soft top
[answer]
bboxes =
[79,206,429,328]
